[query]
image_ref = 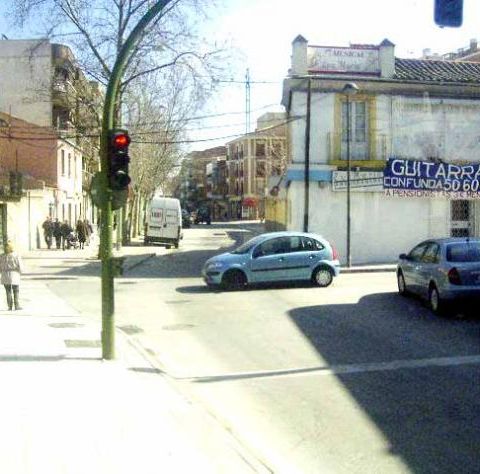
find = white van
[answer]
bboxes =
[144,197,182,248]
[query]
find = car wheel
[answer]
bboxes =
[222,270,247,291]
[312,266,333,288]
[397,271,408,296]
[428,284,444,315]
[174,240,179,249]
[165,245,171,250]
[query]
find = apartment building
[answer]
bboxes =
[226,113,287,219]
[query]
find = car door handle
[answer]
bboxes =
[308,255,317,259]
[277,257,284,262]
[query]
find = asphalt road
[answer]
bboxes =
[39,222,480,474]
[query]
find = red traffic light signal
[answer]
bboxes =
[112,132,131,148]
[108,129,131,191]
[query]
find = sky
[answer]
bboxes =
[1,0,480,151]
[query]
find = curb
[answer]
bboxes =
[341,267,396,274]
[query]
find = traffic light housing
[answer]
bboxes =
[108,129,131,191]
[434,0,463,27]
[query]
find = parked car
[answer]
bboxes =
[202,231,340,290]
[397,238,480,314]
[182,209,191,228]
[195,207,211,225]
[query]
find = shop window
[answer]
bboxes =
[256,142,265,157]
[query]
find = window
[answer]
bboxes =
[61,150,65,176]
[408,243,429,262]
[302,237,324,251]
[342,101,367,143]
[256,161,266,177]
[289,236,304,252]
[256,142,265,157]
[253,237,289,258]
[68,153,72,178]
[447,243,480,262]
[355,102,366,142]
[422,243,440,263]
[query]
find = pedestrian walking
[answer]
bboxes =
[76,219,87,249]
[42,216,53,249]
[84,219,93,245]
[0,241,23,310]
[60,220,73,250]
[53,218,62,249]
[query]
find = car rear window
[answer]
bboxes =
[446,243,480,262]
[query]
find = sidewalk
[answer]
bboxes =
[0,280,267,473]
[21,235,157,272]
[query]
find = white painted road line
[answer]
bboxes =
[181,354,480,383]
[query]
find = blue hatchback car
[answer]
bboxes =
[397,238,480,314]
[202,231,340,290]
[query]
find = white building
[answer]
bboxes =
[282,36,480,264]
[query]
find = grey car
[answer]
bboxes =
[397,238,480,314]
[202,231,340,290]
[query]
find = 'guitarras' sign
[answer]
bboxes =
[383,158,480,194]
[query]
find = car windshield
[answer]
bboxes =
[230,236,264,254]
[446,242,480,262]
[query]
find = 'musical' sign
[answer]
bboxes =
[383,158,480,193]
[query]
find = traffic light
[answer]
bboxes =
[108,129,131,191]
[434,0,463,27]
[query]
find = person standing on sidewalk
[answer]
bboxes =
[42,216,53,249]
[0,241,23,311]
[76,219,87,249]
[53,218,62,249]
[60,220,72,250]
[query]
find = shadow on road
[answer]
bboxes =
[287,292,480,473]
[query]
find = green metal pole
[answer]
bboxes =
[100,0,173,359]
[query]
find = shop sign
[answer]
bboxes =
[308,46,380,74]
[383,158,480,193]
[332,171,383,192]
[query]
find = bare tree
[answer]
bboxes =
[9,0,229,99]
[122,67,197,236]
[8,0,232,238]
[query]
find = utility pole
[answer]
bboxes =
[303,78,311,233]
[245,68,251,135]
[99,0,172,359]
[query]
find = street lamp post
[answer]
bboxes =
[342,82,358,268]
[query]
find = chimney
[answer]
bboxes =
[291,35,308,75]
[470,38,478,52]
[379,38,395,78]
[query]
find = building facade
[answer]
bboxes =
[179,146,227,213]
[226,113,287,219]
[282,36,480,264]
[0,112,87,251]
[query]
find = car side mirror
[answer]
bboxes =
[399,253,408,260]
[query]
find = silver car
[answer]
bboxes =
[202,231,340,290]
[397,238,480,314]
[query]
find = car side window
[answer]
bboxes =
[422,243,440,264]
[253,238,282,258]
[302,237,324,251]
[289,236,304,252]
[408,243,428,262]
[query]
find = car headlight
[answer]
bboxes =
[206,261,225,270]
